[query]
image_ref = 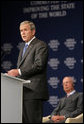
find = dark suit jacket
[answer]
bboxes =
[51,92,83,118]
[17,38,49,100]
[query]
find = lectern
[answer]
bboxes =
[1,73,31,123]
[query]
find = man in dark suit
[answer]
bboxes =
[7,20,49,123]
[48,76,83,123]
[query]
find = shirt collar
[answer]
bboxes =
[25,36,36,46]
[67,90,76,97]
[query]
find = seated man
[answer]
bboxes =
[48,76,83,123]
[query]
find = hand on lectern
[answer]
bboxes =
[7,69,19,77]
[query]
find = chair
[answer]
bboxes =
[65,113,83,123]
[42,113,83,123]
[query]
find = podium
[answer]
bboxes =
[1,73,31,123]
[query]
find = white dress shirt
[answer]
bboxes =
[67,90,76,97]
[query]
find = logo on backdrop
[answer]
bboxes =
[48,40,60,51]
[81,40,83,44]
[64,57,76,69]
[81,58,83,64]
[48,96,59,108]
[1,61,13,71]
[17,42,24,50]
[48,77,60,88]
[48,58,60,70]
[64,38,76,50]
[1,43,13,54]
[81,78,83,83]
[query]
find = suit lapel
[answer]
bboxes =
[18,38,37,67]
[62,97,67,106]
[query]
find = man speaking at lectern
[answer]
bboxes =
[7,20,49,123]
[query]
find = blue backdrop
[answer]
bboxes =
[1,1,83,116]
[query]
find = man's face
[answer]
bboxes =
[62,77,74,93]
[20,23,35,42]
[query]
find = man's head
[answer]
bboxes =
[19,21,36,42]
[62,76,75,94]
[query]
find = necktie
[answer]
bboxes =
[22,44,28,57]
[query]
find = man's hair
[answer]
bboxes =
[20,20,36,31]
[63,76,75,86]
